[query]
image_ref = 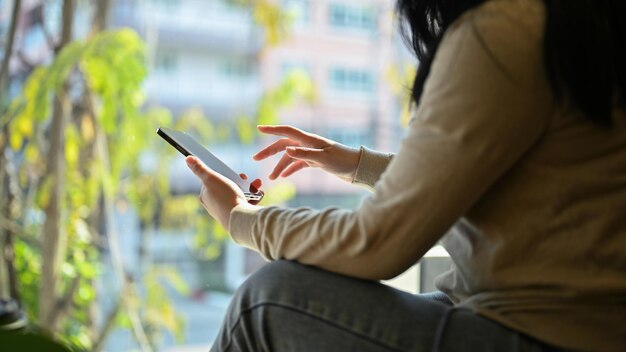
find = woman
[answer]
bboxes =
[186,0,626,350]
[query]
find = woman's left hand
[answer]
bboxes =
[185,156,261,228]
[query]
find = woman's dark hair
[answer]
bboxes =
[396,0,626,127]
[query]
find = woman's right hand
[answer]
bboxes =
[253,125,362,183]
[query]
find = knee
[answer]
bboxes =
[233,260,308,306]
[215,261,317,351]
[246,260,307,286]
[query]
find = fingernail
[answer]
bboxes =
[185,156,196,166]
[286,147,296,153]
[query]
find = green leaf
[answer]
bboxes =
[236,116,255,144]
[24,144,40,164]
[15,112,34,137]
[9,130,23,150]
[252,0,292,45]
[255,69,314,126]
[77,285,95,302]
[76,261,98,279]
[203,245,220,261]
[100,93,117,133]
[212,221,229,241]
[62,262,77,278]
[36,177,54,209]
[65,125,80,168]
[259,182,297,206]
[20,67,51,123]
[157,267,190,296]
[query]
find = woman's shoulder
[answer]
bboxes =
[453,0,546,39]
[436,0,548,87]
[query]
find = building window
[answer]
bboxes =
[219,59,255,79]
[151,0,181,12]
[329,67,374,93]
[328,3,376,32]
[155,51,178,74]
[281,62,311,77]
[282,0,310,25]
[325,129,372,148]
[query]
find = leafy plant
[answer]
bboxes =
[1,0,314,350]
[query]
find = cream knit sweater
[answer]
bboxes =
[228,0,626,350]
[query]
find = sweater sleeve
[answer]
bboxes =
[228,2,553,280]
[351,146,394,191]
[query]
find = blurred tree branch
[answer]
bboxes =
[0,0,23,304]
[15,50,36,70]
[0,0,21,93]
[39,0,75,332]
[79,0,154,342]
[38,4,59,50]
[90,0,111,36]
[45,275,80,329]
[91,280,127,352]
[229,0,292,45]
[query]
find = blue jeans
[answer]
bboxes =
[210,261,567,352]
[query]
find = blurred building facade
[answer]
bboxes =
[114,0,263,118]
[113,0,264,194]
[261,0,407,207]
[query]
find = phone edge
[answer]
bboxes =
[157,127,192,157]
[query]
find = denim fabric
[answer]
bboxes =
[210,261,568,352]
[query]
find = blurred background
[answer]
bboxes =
[0,0,448,350]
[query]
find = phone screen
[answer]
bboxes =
[157,127,262,201]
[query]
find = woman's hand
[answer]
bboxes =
[253,125,362,183]
[185,156,262,228]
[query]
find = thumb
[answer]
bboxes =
[285,147,324,162]
[186,156,213,183]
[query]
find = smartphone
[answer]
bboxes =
[157,127,263,202]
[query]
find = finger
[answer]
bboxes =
[240,173,248,181]
[248,190,264,205]
[257,125,317,145]
[186,156,215,184]
[285,146,325,163]
[269,153,296,180]
[253,138,299,161]
[198,185,206,206]
[280,160,308,178]
[250,178,263,193]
